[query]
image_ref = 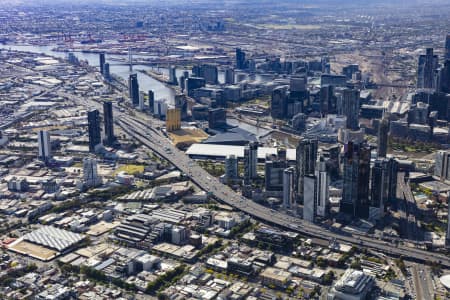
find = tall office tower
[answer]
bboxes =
[225,67,235,85]
[103,63,110,80]
[193,64,218,85]
[103,101,115,146]
[244,142,258,184]
[446,34,450,61]
[83,157,102,188]
[166,107,181,132]
[303,175,316,222]
[271,86,288,119]
[169,66,178,85]
[435,150,450,182]
[154,99,168,118]
[446,193,450,248]
[236,48,246,69]
[283,167,295,209]
[338,88,360,130]
[225,154,238,182]
[321,56,330,73]
[208,108,227,129]
[148,90,155,114]
[370,157,397,214]
[289,75,308,108]
[99,52,105,75]
[377,115,389,158]
[296,138,318,204]
[387,158,398,202]
[87,109,102,153]
[417,48,439,89]
[370,159,390,219]
[37,130,51,161]
[341,142,371,219]
[128,73,139,106]
[320,85,336,115]
[265,158,288,192]
[315,156,330,218]
[139,91,145,110]
[174,94,188,120]
[185,77,206,96]
[439,60,450,94]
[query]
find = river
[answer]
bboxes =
[0,44,273,102]
[0,44,178,101]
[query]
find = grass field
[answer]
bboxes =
[114,164,145,175]
[168,128,209,147]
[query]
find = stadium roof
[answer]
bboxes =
[186,143,296,161]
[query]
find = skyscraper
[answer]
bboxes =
[265,158,287,192]
[338,88,360,130]
[387,158,398,203]
[83,157,101,187]
[87,109,101,153]
[296,138,318,204]
[208,108,226,129]
[225,154,238,182]
[445,34,450,61]
[271,86,288,119]
[435,150,450,181]
[283,167,295,210]
[315,156,329,218]
[128,73,139,106]
[320,85,336,115]
[439,60,450,94]
[303,175,316,222]
[225,67,235,85]
[169,66,178,85]
[38,130,51,161]
[378,115,389,158]
[103,101,115,146]
[417,48,439,89]
[103,63,110,81]
[139,91,145,111]
[148,90,155,114]
[370,159,390,219]
[166,107,181,132]
[289,75,308,112]
[194,64,218,85]
[174,94,188,120]
[341,142,371,219]
[236,48,246,69]
[99,52,105,75]
[244,142,258,185]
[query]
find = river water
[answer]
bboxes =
[0,44,178,101]
[1,44,273,102]
[1,44,274,136]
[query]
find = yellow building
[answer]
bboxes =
[166,107,181,132]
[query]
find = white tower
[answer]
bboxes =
[38,130,51,161]
[83,157,101,187]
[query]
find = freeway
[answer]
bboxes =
[397,173,422,242]
[115,115,450,268]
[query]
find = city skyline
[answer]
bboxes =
[0,0,449,299]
